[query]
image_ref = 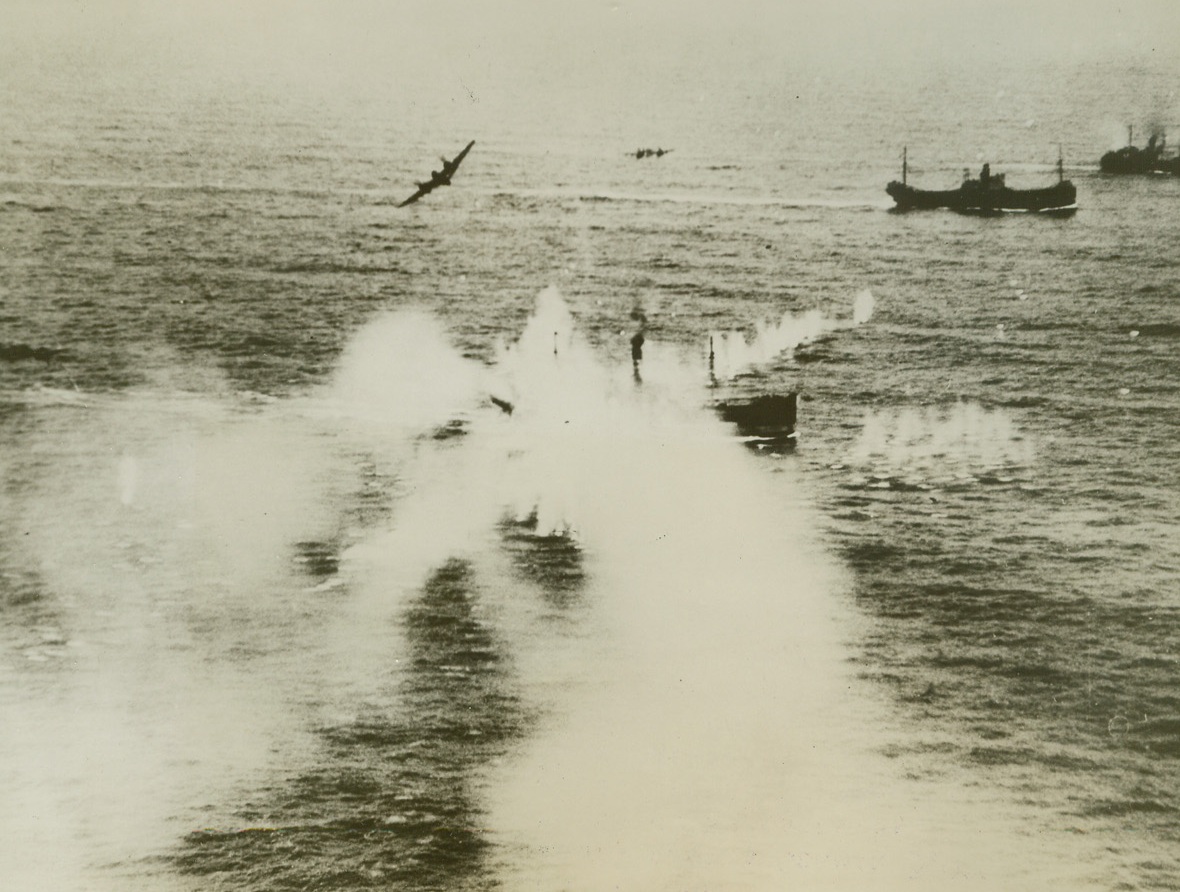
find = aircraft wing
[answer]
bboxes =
[397,140,473,207]
[397,183,434,207]
[442,140,476,177]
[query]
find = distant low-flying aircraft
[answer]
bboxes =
[397,140,476,207]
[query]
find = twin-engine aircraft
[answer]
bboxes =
[397,140,476,207]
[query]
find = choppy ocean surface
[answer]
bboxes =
[3,40,1180,892]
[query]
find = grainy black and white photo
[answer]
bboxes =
[3,2,1179,889]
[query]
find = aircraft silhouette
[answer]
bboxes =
[397,140,476,207]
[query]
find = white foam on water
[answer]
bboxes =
[850,403,1034,473]
[331,287,1099,890]
[0,389,352,892]
[708,289,873,381]
[853,286,876,325]
[1,289,1100,892]
[326,308,487,431]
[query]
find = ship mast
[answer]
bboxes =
[902,146,907,185]
[1057,144,1064,183]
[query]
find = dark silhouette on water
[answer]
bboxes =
[629,308,647,384]
[630,308,647,362]
[1100,127,1180,175]
[633,147,672,159]
[706,336,798,451]
[630,330,645,362]
[715,394,799,453]
[398,140,476,207]
[887,147,1076,214]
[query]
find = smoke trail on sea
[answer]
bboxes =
[851,403,1034,473]
[0,384,353,892]
[708,288,874,380]
[325,308,486,432]
[0,281,1100,892]
[322,286,1094,890]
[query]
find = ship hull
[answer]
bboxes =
[1099,147,1180,175]
[887,179,1077,213]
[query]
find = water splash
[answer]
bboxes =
[448,290,1089,890]
[853,287,875,325]
[331,288,1094,890]
[2,287,1097,892]
[851,402,1033,472]
[709,289,874,380]
[327,308,486,430]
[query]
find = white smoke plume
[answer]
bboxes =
[709,289,875,380]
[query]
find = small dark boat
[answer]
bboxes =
[1100,127,1180,175]
[716,393,798,451]
[887,148,1077,214]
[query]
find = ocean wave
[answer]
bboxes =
[0,343,63,362]
[1087,797,1178,816]
[1130,323,1180,338]
[1,195,59,212]
[267,261,408,275]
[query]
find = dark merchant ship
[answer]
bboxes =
[887,148,1077,214]
[1099,127,1180,175]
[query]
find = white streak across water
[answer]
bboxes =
[0,287,1102,892]
[333,288,1099,891]
[708,288,873,381]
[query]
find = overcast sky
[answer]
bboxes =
[1,0,1176,166]
[5,0,1179,97]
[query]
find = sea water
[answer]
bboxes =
[2,8,1180,891]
